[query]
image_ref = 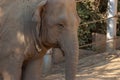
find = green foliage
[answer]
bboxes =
[77,0,106,49]
[117,1,120,36]
[77,0,120,49]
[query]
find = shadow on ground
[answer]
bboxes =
[44,50,120,80]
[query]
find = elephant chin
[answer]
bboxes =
[60,35,79,80]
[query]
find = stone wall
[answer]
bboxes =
[92,33,120,52]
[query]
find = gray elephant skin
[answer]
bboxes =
[0,0,80,80]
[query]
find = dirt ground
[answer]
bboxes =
[44,50,120,80]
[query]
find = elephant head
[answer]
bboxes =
[33,0,80,80]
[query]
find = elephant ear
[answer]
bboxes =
[32,0,47,22]
[32,0,47,49]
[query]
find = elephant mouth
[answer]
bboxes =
[42,41,60,49]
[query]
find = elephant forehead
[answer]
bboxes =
[44,0,78,26]
[48,0,75,3]
[0,7,4,17]
[46,0,76,16]
[47,0,76,8]
[46,0,77,17]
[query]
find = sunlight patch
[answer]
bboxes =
[17,32,25,44]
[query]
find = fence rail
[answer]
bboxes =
[80,13,120,26]
[79,12,120,49]
[75,0,120,51]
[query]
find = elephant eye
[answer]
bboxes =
[57,24,64,29]
[56,24,64,33]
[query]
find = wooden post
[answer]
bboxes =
[106,0,118,52]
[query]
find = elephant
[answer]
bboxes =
[42,48,52,75]
[0,0,80,80]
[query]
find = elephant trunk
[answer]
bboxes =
[60,31,79,80]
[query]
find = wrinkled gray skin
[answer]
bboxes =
[0,0,80,80]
